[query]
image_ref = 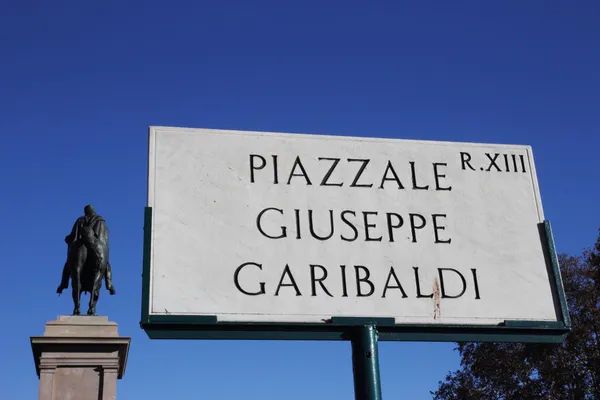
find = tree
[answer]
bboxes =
[432,229,600,400]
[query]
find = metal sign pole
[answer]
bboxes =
[351,325,383,400]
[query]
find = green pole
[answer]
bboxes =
[351,325,383,400]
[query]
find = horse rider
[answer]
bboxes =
[56,205,116,295]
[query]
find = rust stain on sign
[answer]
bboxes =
[433,278,441,319]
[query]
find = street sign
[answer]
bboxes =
[141,126,570,343]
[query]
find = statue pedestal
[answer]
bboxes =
[30,316,131,400]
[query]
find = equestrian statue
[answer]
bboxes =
[57,205,116,316]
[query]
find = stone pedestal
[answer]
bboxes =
[31,316,131,400]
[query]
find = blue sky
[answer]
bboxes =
[1,1,599,398]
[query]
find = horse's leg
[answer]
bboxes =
[87,269,103,316]
[72,245,86,316]
[71,269,81,315]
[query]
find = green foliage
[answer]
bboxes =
[432,230,600,399]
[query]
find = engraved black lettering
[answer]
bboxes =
[294,209,301,239]
[308,209,334,240]
[340,211,359,242]
[355,265,375,297]
[348,159,373,188]
[287,156,312,185]
[274,264,302,296]
[410,161,429,190]
[381,267,408,298]
[432,214,451,244]
[234,262,265,296]
[378,161,405,189]
[340,265,348,297]
[249,154,266,183]
[519,154,527,173]
[319,157,343,187]
[272,155,279,184]
[472,268,481,299]
[511,154,518,173]
[460,152,476,171]
[433,163,452,191]
[256,208,287,239]
[386,213,403,242]
[409,213,426,243]
[485,153,501,171]
[310,265,333,297]
[363,211,382,242]
[438,268,467,299]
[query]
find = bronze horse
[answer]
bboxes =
[57,205,116,315]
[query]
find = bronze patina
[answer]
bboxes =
[57,205,116,315]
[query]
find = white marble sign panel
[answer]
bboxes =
[146,126,559,326]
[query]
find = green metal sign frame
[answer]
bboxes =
[140,206,571,344]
